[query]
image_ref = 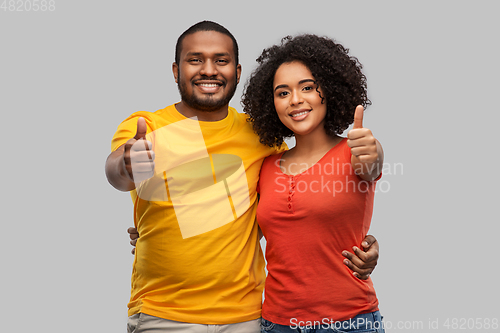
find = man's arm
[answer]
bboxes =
[342,235,379,280]
[127,229,380,280]
[105,145,136,191]
[105,117,154,191]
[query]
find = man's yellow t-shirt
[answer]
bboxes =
[111,104,282,324]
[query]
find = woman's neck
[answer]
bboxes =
[293,129,341,158]
[280,129,342,175]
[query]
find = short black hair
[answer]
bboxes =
[242,34,370,147]
[175,20,239,66]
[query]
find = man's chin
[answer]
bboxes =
[184,97,231,112]
[178,82,237,112]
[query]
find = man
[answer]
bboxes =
[106,21,380,333]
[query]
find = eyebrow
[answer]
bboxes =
[274,79,316,92]
[186,52,231,57]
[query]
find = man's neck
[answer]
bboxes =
[175,102,229,122]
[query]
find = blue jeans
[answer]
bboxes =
[261,311,385,333]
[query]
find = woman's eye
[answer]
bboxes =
[303,86,313,91]
[278,91,289,97]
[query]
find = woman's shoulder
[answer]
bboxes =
[262,151,284,171]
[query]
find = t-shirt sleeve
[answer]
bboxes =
[109,112,153,202]
[110,112,153,152]
[276,141,289,154]
[257,154,276,195]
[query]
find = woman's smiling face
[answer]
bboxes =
[273,61,327,137]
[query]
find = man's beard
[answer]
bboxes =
[177,76,237,112]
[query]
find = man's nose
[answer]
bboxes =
[200,61,218,77]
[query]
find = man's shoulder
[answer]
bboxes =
[227,107,255,133]
[121,104,180,127]
[227,107,288,155]
[228,107,250,122]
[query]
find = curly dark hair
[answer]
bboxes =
[242,34,371,147]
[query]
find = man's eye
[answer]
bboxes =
[216,59,228,64]
[189,59,201,63]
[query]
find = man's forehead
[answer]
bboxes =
[186,51,231,56]
[180,31,235,57]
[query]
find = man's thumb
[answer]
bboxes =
[134,117,147,140]
[352,105,364,129]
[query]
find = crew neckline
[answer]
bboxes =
[276,138,347,177]
[169,103,235,129]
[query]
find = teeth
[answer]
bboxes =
[199,83,219,87]
[291,111,309,117]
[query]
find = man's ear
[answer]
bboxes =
[236,64,242,84]
[172,62,179,83]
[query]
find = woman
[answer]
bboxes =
[242,34,385,332]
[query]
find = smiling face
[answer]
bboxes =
[273,61,327,137]
[173,30,241,119]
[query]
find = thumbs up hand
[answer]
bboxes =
[123,117,155,183]
[347,105,383,180]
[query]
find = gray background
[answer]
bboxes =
[2,0,498,332]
